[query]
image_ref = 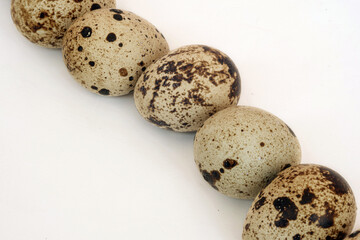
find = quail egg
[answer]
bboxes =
[194,106,301,199]
[134,45,241,132]
[11,0,116,48]
[62,8,169,96]
[243,164,357,240]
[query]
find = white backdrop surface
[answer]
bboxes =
[0,0,360,239]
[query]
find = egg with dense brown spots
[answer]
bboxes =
[134,45,241,132]
[194,106,301,199]
[11,0,116,48]
[62,9,169,96]
[345,230,360,239]
[243,164,357,240]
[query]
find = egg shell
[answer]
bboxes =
[11,0,116,48]
[194,106,301,199]
[133,45,241,132]
[345,230,360,239]
[243,164,357,240]
[62,9,169,96]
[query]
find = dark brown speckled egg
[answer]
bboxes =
[134,45,241,132]
[11,0,116,48]
[243,164,357,240]
[62,9,169,96]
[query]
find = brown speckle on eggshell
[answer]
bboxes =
[62,9,169,96]
[242,164,357,240]
[194,106,301,199]
[11,0,116,48]
[134,45,241,132]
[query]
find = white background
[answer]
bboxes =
[1,0,360,239]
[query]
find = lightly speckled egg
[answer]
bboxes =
[194,106,301,199]
[134,45,241,132]
[62,9,169,96]
[243,164,357,240]
[345,230,360,240]
[11,0,116,48]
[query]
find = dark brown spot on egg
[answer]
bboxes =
[349,231,360,238]
[106,33,116,42]
[81,27,92,38]
[30,23,44,32]
[172,83,181,89]
[260,142,265,147]
[229,73,241,101]
[113,14,123,21]
[139,86,147,97]
[254,197,266,210]
[90,3,101,11]
[119,68,128,76]
[148,80,161,111]
[89,61,95,67]
[157,61,178,74]
[309,214,319,223]
[110,9,124,14]
[39,12,48,19]
[98,89,110,95]
[300,188,316,205]
[201,170,221,190]
[293,234,301,240]
[324,232,347,240]
[223,159,238,169]
[201,46,241,101]
[78,46,83,52]
[273,197,299,228]
[317,202,336,228]
[91,86,98,90]
[318,166,350,196]
[335,232,347,240]
[148,116,170,128]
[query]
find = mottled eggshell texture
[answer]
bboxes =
[194,106,301,199]
[11,0,116,48]
[134,45,241,132]
[63,9,169,96]
[243,164,357,240]
[345,231,360,240]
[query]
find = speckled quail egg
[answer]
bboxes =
[134,45,241,132]
[345,230,360,240]
[243,164,357,240]
[194,106,301,199]
[62,9,169,96]
[11,0,115,48]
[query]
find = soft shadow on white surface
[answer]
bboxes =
[1,0,360,239]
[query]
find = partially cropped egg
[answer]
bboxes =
[11,0,116,48]
[134,45,241,132]
[62,8,169,96]
[243,164,357,240]
[194,106,301,199]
